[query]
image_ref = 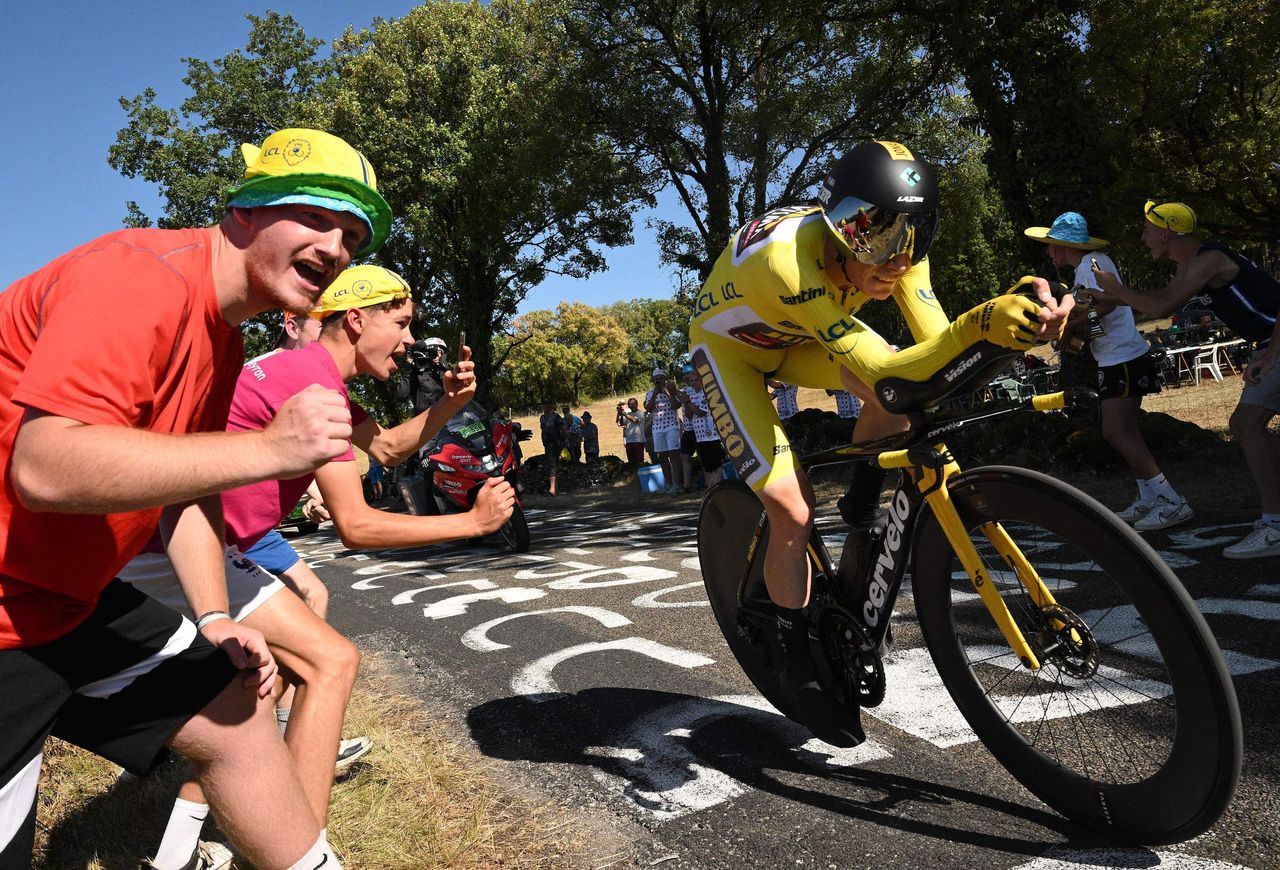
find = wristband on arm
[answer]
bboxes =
[195,610,231,631]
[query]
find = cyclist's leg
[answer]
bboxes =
[689,333,806,606]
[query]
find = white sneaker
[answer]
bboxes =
[143,841,232,870]
[1223,521,1280,559]
[336,735,374,772]
[1133,496,1194,531]
[1116,498,1156,524]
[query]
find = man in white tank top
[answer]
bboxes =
[1026,212,1192,530]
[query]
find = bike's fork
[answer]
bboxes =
[876,444,1062,671]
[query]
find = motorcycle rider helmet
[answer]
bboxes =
[815,140,939,266]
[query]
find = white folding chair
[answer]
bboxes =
[1192,348,1223,385]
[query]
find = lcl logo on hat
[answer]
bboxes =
[227,128,393,256]
[1023,211,1109,251]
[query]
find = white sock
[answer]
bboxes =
[286,832,343,870]
[1144,473,1179,502]
[151,797,208,870]
[1136,478,1153,501]
[1262,514,1280,529]
[276,706,292,736]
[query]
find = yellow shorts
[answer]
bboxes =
[690,321,889,492]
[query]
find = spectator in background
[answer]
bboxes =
[617,397,647,471]
[674,365,701,493]
[1089,199,1280,558]
[645,368,682,494]
[682,365,724,490]
[367,457,384,502]
[830,389,862,420]
[561,404,584,463]
[539,401,563,496]
[581,411,600,463]
[769,379,800,422]
[1026,211,1192,531]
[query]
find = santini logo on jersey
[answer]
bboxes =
[779,287,826,305]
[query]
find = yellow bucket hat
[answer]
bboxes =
[310,265,412,319]
[1144,200,1197,234]
[227,128,392,256]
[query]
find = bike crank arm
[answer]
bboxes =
[879,447,1042,671]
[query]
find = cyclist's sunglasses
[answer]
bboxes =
[829,199,938,266]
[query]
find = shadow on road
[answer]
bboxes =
[468,687,1117,855]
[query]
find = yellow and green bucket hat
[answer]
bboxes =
[227,128,392,256]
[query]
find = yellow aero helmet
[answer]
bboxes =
[227,128,392,256]
[310,265,412,319]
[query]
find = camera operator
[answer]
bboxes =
[398,336,449,415]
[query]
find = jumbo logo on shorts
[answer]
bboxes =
[284,139,312,166]
[694,349,765,482]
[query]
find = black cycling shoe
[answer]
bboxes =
[777,637,866,748]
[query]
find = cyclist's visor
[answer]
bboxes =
[826,197,938,265]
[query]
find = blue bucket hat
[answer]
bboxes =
[1023,212,1109,251]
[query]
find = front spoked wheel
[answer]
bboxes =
[913,466,1241,844]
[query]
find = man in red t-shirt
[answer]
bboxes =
[0,128,391,870]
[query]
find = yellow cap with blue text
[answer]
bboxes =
[1143,200,1197,234]
[227,128,392,256]
[309,265,412,318]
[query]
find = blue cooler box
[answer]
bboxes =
[638,464,666,493]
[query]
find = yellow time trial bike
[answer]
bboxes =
[697,385,1241,844]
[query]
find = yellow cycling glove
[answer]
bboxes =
[954,295,1042,351]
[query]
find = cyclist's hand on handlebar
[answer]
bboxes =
[956,296,1044,350]
[1004,275,1075,343]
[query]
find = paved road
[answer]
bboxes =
[304,495,1279,869]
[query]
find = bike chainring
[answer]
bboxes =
[1033,603,1099,679]
[820,609,886,708]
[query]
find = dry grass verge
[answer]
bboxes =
[34,653,576,869]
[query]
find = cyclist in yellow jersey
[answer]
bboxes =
[690,141,1073,744]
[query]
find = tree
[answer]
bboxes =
[1086,0,1280,243]
[109,12,333,231]
[567,0,948,280]
[601,297,691,388]
[325,0,653,397]
[493,302,630,407]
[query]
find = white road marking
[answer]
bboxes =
[1015,847,1253,869]
[421,588,546,620]
[461,606,633,652]
[586,694,891,820]
[631,582,710,609]
[1077,603,1280,676]
[511,638,714,699]
[867,646,1170,748]
[391,580,497,606]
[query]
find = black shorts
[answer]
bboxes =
[695,438,725,471]
[0,580,237,866]
[680,430,698,455]
[1096,352,1161,400]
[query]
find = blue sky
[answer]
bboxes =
[0,1,680,313]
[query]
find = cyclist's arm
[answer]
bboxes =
[791,280,1069,404]
[888,256,952,342]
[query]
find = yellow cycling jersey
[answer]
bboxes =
[692,205,952,386]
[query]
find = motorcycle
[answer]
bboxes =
[420,400,532,552]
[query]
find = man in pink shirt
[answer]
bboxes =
[123,265,514,869]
